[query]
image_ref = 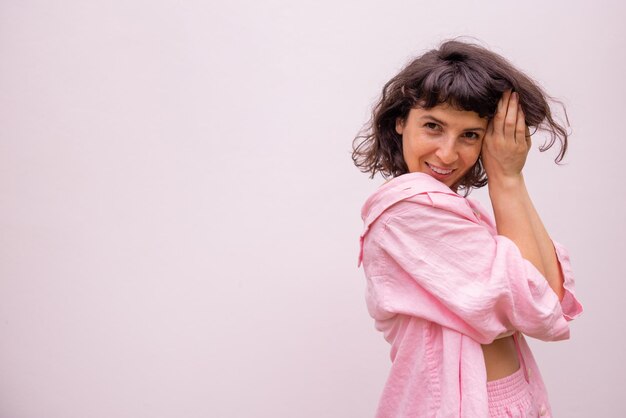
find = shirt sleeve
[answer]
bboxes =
[552,240,584,321]
[367,193,583,344]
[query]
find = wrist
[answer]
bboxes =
[487,173,526,194]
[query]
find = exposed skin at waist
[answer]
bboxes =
[481,335,520,381]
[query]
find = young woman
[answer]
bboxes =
[353,40,584,417]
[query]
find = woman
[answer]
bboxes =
[353,40,584,417]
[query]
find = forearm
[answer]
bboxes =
[488,174,546,277]
[489,174,565,301]
[523,188,565,301]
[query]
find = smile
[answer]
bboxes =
[426,162,455,175]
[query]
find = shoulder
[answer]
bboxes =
[362,173,463,226]
[387,189,480,226]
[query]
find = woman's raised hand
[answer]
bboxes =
[481,90,531,184]
[480,91,565,300]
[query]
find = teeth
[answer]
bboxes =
[428,163,453,175]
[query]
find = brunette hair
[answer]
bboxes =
[351,39,569,194]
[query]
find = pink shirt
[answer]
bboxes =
[357,172,583,417]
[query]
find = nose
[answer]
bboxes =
[435,136,459,165]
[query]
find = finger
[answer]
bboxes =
[492,90,511,136]
[525,126,532,147]
[504,91,518,141]
[515,106,526,144]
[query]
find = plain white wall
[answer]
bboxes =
[1,0,624,417]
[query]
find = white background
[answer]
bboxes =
[1,0,624,417]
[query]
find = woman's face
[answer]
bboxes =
[395,103,488,188]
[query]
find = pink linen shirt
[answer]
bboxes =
[357,172,583,418]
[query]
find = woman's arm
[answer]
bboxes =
[482,90,565,301]
[525,193,565,301]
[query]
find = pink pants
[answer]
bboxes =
[486,333,540,417]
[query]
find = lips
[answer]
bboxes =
[426,162,455,175]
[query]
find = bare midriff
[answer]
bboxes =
[481,335,520,381]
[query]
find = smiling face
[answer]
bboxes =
[395,103,488,188]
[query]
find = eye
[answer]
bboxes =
[424,122,440,130]
[463,131,480,140]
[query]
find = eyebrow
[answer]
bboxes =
[421,115,486,132]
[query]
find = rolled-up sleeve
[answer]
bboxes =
[364,194,583,344]
[552,240,584,321]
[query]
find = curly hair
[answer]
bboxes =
[351,39,569,195]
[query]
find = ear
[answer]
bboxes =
[395,117,405,135]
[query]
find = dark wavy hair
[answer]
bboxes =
[351,39,569,195]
